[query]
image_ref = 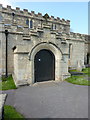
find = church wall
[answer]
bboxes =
[1,5,70,34]
[0,4,88,86]
[67,40,85,68]
[0,32,2,76]
[14,53,29,85]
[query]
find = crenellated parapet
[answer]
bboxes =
[55,32,85,41]
[0,4,70,26]
[62,32,85,41]
[0,4,85,42]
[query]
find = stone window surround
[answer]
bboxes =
[26,18,34,29]
[51,23,57,30]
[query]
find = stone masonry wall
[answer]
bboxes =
[0,4,86,82]
[0,4,71,75]
[67,39,85,68]
[1,4,70,33]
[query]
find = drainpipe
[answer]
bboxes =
[5,30,9,77]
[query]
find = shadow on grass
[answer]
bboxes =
[66,67,90,86]
[65,75,90,86]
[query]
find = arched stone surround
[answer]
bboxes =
[28,42,62,84]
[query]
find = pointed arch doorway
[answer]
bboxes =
[34,49,55,82]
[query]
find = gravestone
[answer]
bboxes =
[76,60,82,72]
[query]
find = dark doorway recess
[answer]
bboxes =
[34,49,55,82]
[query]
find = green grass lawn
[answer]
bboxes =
[69,67,90,74]
[66,67,90,86]
[68,69,81,73]
[82,67,90,76]
[0,75,17,90]
[66,75,90,86]
[4,105,25,119]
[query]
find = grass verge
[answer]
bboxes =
[4,105,25,119]
[65,75,90,86]
[0,75,17,90]
[68,69,81,73]
[66,67,90,86]
[82,67,90,76]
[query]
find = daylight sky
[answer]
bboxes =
[0,0,89,34]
